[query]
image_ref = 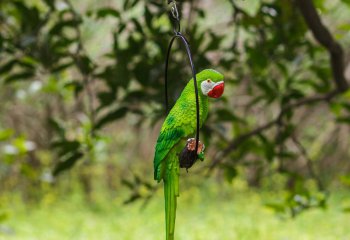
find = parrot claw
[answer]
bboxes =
[179,138,205,170]
[185,138,205,154]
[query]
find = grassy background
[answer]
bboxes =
[2,179,350,240]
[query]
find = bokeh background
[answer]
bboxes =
[1,0,350,239]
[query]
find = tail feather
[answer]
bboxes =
[164,153,179,240]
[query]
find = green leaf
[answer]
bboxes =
[339,175,350,187]
[122,179,135,189]
[18,56,38,69]
[51,61,74,73]
[256,79,275,101]
[118,23,127,34]
[51,140,81,157]
[96,7,120,19]
[224,167,238,183]
[343,206,350,213]
[130,0,139,8]
[94,107,128,129]
[0,211,9,222]
[53,151,83,176]
[48,118,65,138]
[97,91,116,110]
[276,62,288,78]
[265,202,286,213]
[276,150,296,159]
[215,109,240,122]
[258,134,275,162]
[149,1,162,7]
[76,55,94,75]
[49,20,81,35]
[341,103,350,112]
[145,6,153,30]
[0,59,18,75]
[206,32,222,51]
[133,62,150,86]
[123,193,141,205]
[276,124,295,143]
[0,129,14,141]
[43,0,55,10]
[131,18,144,34]
[64,80,83,96]
[123,91,148,103]
[13,2,42,33]
[197,9,205,18]
[341,0,350,7]
[123,0,130,10]
[336,116,350,124]
[330,102,342,116]
[4,71,34,84]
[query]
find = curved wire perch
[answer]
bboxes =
[164,32,201,158]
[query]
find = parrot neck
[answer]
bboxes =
[183,79,209,124]
[199,92,209,123]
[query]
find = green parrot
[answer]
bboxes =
[154,69,225,240]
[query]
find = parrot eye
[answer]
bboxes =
[200,79,214,96]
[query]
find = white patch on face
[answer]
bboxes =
[201,79,215,96]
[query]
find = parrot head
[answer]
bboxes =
[197,69,224,98]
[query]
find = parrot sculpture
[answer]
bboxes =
[154,69,225,240]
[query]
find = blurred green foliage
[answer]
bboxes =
[3,180,350,239]
[1,0,350,230]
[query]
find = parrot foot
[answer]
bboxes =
[186,138,205,154]
[179,138,205,170]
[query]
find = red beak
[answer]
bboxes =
[208,81,224,98]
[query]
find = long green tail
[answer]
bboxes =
[164,150,179,240]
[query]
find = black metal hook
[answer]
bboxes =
[164,2,200,164]
[167,0,181,33]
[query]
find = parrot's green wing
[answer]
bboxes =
[154,113,194,181]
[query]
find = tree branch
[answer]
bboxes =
[295,0,348,92]
[208,91,337,170]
